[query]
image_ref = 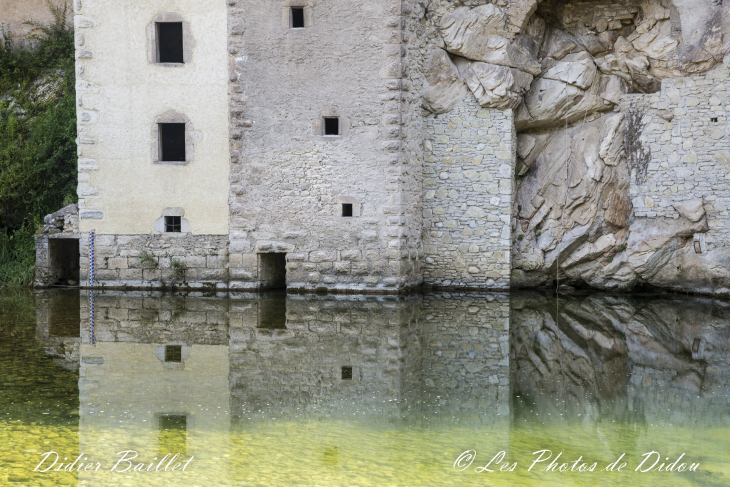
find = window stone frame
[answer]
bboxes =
[152,111,201,166]
[282,0,313,29]
[154,207,191,237]
[147,13,196,67]
[315,109,350,138]
[335,196,361,219]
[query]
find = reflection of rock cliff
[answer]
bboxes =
[510,292,730,424]
[423,0,730,292]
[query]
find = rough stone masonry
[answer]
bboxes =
[27,0,730,294]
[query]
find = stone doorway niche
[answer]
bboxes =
[258,253,287,290]
[48,238,80,286]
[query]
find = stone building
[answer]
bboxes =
[29,0,730,294]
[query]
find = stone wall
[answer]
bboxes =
[619,62,730,291]
[225,0,423,293]
[73,0,230,236]
[79,234,229,290]
[627,64,730,230]
[35,204,80,287]
[423,98,515,289]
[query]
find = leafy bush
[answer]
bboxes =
[0,2,77,286]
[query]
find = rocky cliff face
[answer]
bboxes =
[422,0,730,293]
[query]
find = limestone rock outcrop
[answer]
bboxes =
[439,5,541,75]
[423,49,468,114]
[422,0,730,293]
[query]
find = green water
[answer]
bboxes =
[0,289,728,486]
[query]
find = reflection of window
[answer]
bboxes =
[159,414,187,455]
[165,345,182,362]
[257,295,287,329]
[324,446,338,466]
[341,366,352,380]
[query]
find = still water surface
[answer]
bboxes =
[0,289,728,486]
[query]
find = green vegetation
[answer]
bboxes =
[0,3,77,287]
[139,250,158,267]
[169,258,187,282]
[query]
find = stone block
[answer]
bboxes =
[309,251,336,263]
[142,269,160,281]
[186,256,207,268]
[334,261,351,274]
[230,268,255,280]
[108,257,128,270]
[95,269,118,280]
[120,269,143,280]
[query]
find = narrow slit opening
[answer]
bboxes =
[324,117,339,136]
[291,7,305,28]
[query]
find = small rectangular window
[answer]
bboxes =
[291,7,305,28]
[160,123,186,161]
[341,366,352,380]
[165,345,182,362]
[711,117,718,123]
[165,216,182,233]
[342,203,353,217]
[324,117,339,136]
[157,22,184,63]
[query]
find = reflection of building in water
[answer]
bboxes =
[228,292,510,426]
[34,289,81,371]
[510,292,730,427]
[77,291,230,487]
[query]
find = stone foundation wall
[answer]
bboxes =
[79,234,229,290]
[422,98,515,289]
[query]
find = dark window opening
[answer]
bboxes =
[341,366,352,380]
[165,216,182,233]
[165,345,182,362]
[157,22,184,63]
[291,7,305,28]
[324,117,339,136]
[341,203,353,217]
[160,123,186,161]
[259,253,287,290]
[711,117,718,123]
[692,338,701,353]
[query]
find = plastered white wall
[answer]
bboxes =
[75,0,229,235]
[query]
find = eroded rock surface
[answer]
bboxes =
[423,0,730,293]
